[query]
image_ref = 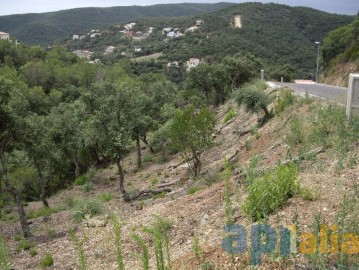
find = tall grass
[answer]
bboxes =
[112,215,125,270]
[0,235,10,270]
[69,230,87,270]
[131,232,149,270]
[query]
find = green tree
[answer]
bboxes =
[0,77,31,237]
[235,81,272,122]
[169,105,215,176]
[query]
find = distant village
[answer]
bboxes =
[70,19,205,70]
[1,18,206,70]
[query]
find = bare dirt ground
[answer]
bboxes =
[1,90,358,269]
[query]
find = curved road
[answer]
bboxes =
[280,82,348,105]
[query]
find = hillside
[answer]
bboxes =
[64,2,354,79]
[0,2,235,46]
[1,87,358,269]
[322,16,359,86]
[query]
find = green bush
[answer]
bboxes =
[287,114,305,147]
[222,107,237,123]
[82,181,93,192]
[72,198,102,223]
[187,186,201,195]
[16,240,33,252]
[40,253,54,268]
[27,206,64,219]
[275,89,295,113]
[300,187,319,201]
[98,192,112,202]
[243,163,299,221]
[74,175,88,186]
[143,154,153,163]
[0,235,10,270]
[29,248,38,257]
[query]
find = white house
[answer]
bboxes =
[72,35,79,40]
[105,46,116,53]
[0,32,10,40]
[186,58,200,71]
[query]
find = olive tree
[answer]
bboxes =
[169,105,215,176]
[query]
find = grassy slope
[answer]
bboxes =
[1,89,358,269]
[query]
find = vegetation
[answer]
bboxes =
[69,230,87,270]
[243,163,299,221]
[0,235,10,270]
[39,253,54,268]
[170,105,215,176]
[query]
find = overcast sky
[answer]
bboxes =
[0,0,358,16]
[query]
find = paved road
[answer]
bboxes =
[280,83,348,105]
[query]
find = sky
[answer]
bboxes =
[0,0,358,16]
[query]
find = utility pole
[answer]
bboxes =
[315,41,320,83]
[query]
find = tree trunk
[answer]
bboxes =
[34,158,49,208]
[141,134,154,153]
[91,147,101,165]
[193,154,201,176]
[0,144,32,237]
[116,158,130,202]
[136,135,142,169]
[73,157,80,179]
[261,105,271,118]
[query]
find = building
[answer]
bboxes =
[0,32,10,40]
[105,46,116,54]
[196,20,205,27]
[186,58,200,71]
[72,35,80,40]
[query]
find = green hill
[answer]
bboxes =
[322,16,359,86]
[64,2,354,78]
[0,2,235,46]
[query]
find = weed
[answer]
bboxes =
[151,177,160,187]
[131,231,149,270]
[287,114,305,147]
[224,165,233,225]
[201,261,215,270]
[40,253,54,269]
[27,206,64,219]
[112,215,125,270]
[187,186,201,195]
[99,192,112,202]
[222,107,237,123]
[275,89,295,113]
[243,163,299,221]
[69,230,87,270]
[193,235,201,260]
[74,175,87,186]
[300,187,319,201]
[244,138,251,151]
[72,198,102,222]
[153,192,166,199]
[29,248,38,257]
[243,155,262,186]
[16,240,33,252]
[14,234,22,241]
[143,154,153,163]
[0,235,10,270]
[82,181,93,192]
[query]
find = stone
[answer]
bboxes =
[200,213,209,226]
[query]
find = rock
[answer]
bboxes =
[200,214,209,226]
[85,217,108,227]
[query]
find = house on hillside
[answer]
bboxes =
[162,27,173,34]
[0,32,10,40]
[196,20,205,27]
[186,58,200,71]
[105,46,116,54]
[72,35,79,40]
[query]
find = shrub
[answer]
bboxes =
[40,253,54,268]
[201,261,215,270]
[27,206,64,219]
[243,163,299,221]
[287,114,305,147]
[193,235,201,260]
[74,175,87,186]
[300,187,319,201]
[187,186,201,195]
[151,177,159,187]
[0,235,10,270]
[72,198,102,223]
[222,107,237,123]
[29,248,38,257]
[98,193,112,202]
[16,240,33,252]
[69,230,87,270]
[275,89,295,113]
[82,181,93,192]
[143,154,153,163]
